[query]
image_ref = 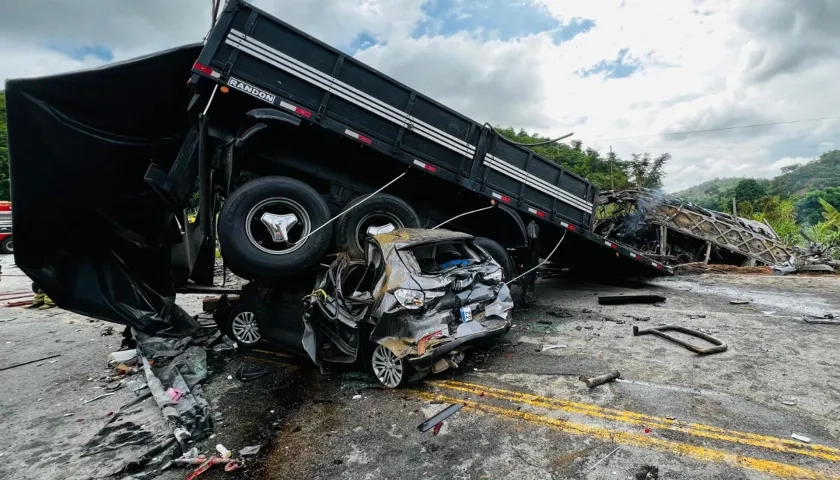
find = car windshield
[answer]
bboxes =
[403,240,484,274]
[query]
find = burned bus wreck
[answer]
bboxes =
[595,189,793,267]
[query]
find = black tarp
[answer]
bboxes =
[5,44,204,335]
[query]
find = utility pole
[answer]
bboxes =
[609,146,615,191]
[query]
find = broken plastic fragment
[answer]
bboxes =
[541,345,568,352]
[432,422,442,435]
[352,395,362,400]
[791,433,810,443]
[216,444,232,458]
[239,445,261,456]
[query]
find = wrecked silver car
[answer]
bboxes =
[302,229,514,388]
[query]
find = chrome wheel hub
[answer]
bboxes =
[230,311,260,345]
[371,344,404,388]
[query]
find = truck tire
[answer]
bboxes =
[218,176,332,279]
[0,237,12,254]
[475,237,514,281]
[335,194,421,258]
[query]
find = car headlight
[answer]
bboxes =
[393,289,444,309]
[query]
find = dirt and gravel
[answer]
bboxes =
[1,255,839,480]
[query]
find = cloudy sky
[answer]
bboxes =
[2,0,838,191]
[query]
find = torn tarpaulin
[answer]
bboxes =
[137,334,213,447]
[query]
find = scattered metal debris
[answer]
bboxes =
[585,447,619,473]
[83,392,116,404]
[623,315,651,322]
[729,300,750,305]
[782,400,796,406]
[0,353,60,372]
[540,345,568,352]
[417,403,463,433]
[234,366,268,381]
[803,314,840,325]
[580,370,621,388]
[633,325,727,355]
[599,295,666,305]
[791,433,811,443]
[688,314,706,319]
[602,316,626,324]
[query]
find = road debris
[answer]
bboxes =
[100,325,115,336]
[234,366,268,381]
[782,400,796,406]
[803,316,840,325]
[602,316,625,324]
[580,370,621,388]
[599,295,666,305]
[540,345,568,352]
[546,310,572,318]
[536,320,553,325]
[688,314,706,319]
[791,433,811,443]
[418,403,463,433]
[585,447,619,473]
[633,325,727,355]
[729,300,750,305]
[0,353,60,372]
[216,444,232,458]
[83,392,116,404]
[623,315,650,322]
[239,445,261,456]
[352,395,362,400]
[107,350,137,367]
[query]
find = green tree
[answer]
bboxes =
[0,91,8,200]
[796,187,840,225]
[734,178,767,204]
[627,152,669,190]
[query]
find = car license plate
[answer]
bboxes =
[459,306,473,323]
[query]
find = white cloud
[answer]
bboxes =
[2,0,838,193]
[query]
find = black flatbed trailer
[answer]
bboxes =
[190,0,670,276]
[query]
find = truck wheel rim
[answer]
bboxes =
[372,344,403,388]
[6,241,12,253]
[246,198,311,255]
[356,212,402,251]
[231,311,260,344]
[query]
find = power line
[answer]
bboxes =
[581,116,840,143]
[614,144,839,149]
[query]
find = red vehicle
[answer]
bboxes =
[0,202,12,254]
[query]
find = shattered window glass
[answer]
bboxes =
[403,241,484,274]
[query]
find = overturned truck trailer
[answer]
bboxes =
[596,189,793,266]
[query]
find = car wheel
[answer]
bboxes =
[474,237,514,281]
[223,305,262,348]
[218,176,332,279]
[371,344,410,388]
[0,237,13,254]
[335,194,421,258]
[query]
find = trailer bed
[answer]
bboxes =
[193,0,670,275]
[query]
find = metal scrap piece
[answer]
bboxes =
[580,370,620,388]
[417,403,463,433]
[633,325,727,355]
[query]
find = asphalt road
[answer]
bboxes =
[2,258,840,480]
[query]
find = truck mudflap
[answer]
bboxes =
[5,44,205,334]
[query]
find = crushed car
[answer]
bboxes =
[212,229,514,388]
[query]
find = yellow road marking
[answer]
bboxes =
[417,392,839,480]
[431,380,840,463]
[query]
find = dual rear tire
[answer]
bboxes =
[218,177,422,279]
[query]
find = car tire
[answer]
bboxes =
[474,237,514,281]
[335,194,421,258]
[0,237,13,254]
[218,304,261,348]
[218,176,332,279]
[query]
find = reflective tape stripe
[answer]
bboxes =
[224,30,594,215]
[344,129,371,144]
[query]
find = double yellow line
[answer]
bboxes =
[420,380,840,479]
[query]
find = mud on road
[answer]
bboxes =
[2,263,840,480]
